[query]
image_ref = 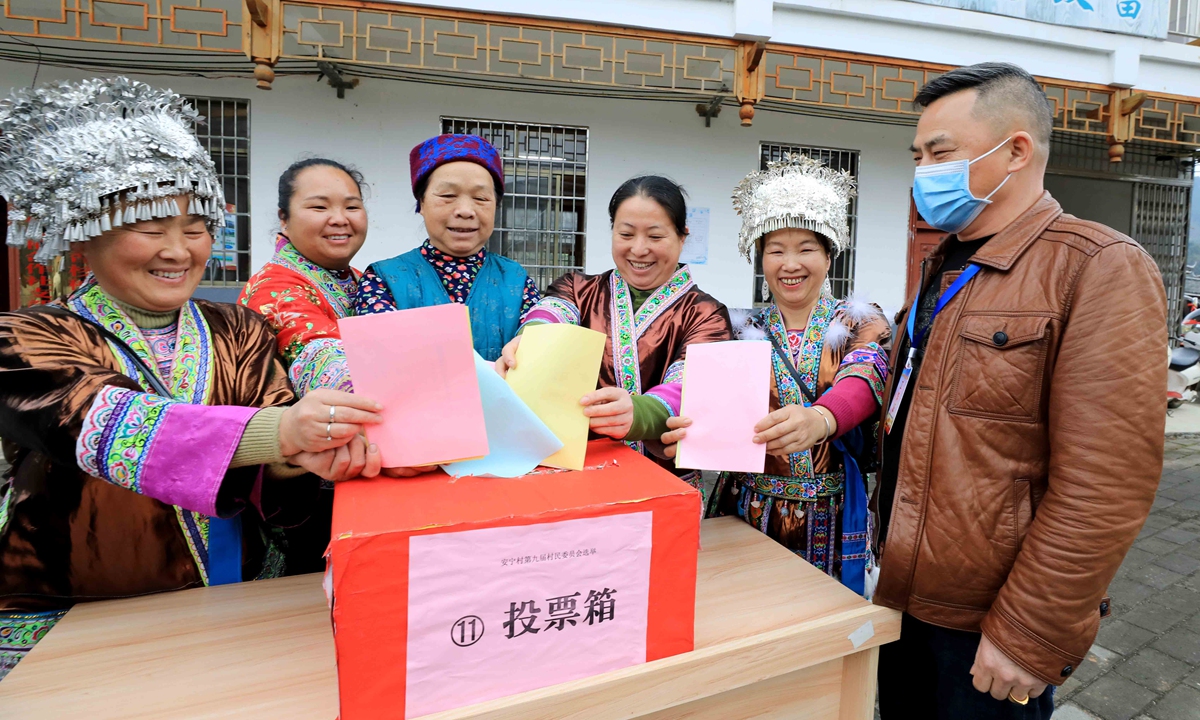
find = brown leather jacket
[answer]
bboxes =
[873,192,1167,685]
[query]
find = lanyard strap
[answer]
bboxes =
[906,263,981,353]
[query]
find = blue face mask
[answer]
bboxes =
[912,137,1013,234]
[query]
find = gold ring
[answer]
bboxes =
[1008,691,1029,705]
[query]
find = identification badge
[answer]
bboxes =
[884,357,914,434]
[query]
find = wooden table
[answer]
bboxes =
[0,517,900,719]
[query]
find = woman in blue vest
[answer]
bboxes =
[354,134,539,361]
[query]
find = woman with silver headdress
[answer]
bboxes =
[666,155,891,596]
[0,78,384,678]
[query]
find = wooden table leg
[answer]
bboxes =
[838,646,880,720]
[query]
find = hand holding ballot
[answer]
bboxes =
[504,323,607,471]
[753,404,839,456]
[497,329,624,442]
[580,386,635,439]
[339,304,490,469]
[494,334,522,379]
[278,388,385,482]
[673,340,771,474]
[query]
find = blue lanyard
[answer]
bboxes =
[906,263,981,355]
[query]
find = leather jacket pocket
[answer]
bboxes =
[1013,478,1033,553]
[949,315,1050,422]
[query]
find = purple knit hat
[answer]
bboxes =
[409,134,505,200]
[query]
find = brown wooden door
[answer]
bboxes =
[906,197,945,299]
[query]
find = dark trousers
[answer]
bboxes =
[281,486,334,575]
[878,613,1055,720]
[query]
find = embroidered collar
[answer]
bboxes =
[607,265,694,454]
[608,265,693,396]
[757,292,837,478]
[67,277,215,405]
[421,239,486,268]
[270,236,360,319]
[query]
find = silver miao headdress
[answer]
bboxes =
[0,77,224,263]
[732,153,856,262]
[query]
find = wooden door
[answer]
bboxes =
[906,198,945,299]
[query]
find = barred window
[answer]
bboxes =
[186,96,251,287]
[441,117,588,290]
[754,143,859,305]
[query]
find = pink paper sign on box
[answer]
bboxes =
[338,304,488,468]
[676,340,771,474]
[405,512,653,718]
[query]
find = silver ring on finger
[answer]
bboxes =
[326,422,333,441]
[329,405,336,423]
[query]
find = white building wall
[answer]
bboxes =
[1,60,917,314]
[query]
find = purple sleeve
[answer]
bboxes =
[353,267,399,316]
[76,386,257,516]
[815,377,879,441]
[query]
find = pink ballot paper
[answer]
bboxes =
[338,304,487,467]
[675,340,771,473]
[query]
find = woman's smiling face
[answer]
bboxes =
[760,228,831,310]
[82,195,211,312]
[610,194,686,291]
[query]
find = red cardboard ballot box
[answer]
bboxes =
[327,440,701,720]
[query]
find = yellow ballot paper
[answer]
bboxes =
[505,323,606,471]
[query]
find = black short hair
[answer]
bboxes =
[915,62,1053,147]
[278,158,365,220]
[608,176,688,236]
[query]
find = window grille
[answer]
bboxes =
[1049,133,1195,182]
[754,143,859,305]
[441,117,588,290]
[1133,182,1193,336]
[186,96,251,287]
[1170,0,1200,40]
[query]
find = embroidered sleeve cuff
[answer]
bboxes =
[520,297,581,330]
[517,319,550,335]
[75,386,257,516]
[835,344,889,405]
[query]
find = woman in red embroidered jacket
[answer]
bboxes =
[239,159,368,396]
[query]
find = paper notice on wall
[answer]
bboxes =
[405,512,653,718]
[680,207,709,265]
[211,204,238,272]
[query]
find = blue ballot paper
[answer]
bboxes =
[441,353,564,478]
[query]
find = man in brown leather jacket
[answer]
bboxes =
[874,63,1167,718]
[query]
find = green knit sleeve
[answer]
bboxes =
[229,407,287,468]
[625,393,672,443]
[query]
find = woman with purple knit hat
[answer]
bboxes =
[353,134,539,361]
